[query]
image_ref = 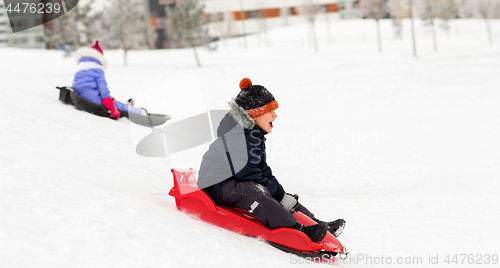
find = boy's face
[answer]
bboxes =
[254,110,277,134]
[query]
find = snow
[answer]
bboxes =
[1,19,500,267]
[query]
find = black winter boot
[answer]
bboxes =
[314,218,345,237]
[292,222,328,243]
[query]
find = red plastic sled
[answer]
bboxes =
[169,168,346,259]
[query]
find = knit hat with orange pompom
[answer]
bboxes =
[234,78,279,119]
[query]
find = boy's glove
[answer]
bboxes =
[280,193,299,213]
[102,97,120,119]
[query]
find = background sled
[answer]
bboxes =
[56,86,170,127]
[169,168,346,260]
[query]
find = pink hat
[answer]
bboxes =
[91,41,103,55]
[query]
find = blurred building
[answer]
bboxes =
[6,26,45,48]
[0,0,45,48]
[148,0,173,49]
[0,0,8,47]
[148,0,341,49]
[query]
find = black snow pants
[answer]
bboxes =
[218,178,315,230]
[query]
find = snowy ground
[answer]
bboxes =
[1,19,500,267]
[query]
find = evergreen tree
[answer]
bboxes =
[166,0,214,67]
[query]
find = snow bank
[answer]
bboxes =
[1,19,499,267]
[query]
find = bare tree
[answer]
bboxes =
[87,10,116,49]
[360,0,389,52]
[439,0,456,34]
[417,0,440,51]
[166,0,214,67]
[323,4,333,43]
[496,0,500,18]
[299,0,319,52]
[282,1,290,26]
[44,11,79,52]
[409,0,418,58]
[220,10,236,49]
[418,0,457,50]
[476,0,498,45]
[455,0,474,18]
[238,0,248,48]
[256,9,270,47]
[388,0,407,40]
[73,0,96,47]
[44,0,95,53]
[108,0,149,66]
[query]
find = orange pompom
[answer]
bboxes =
[239,78,252,90]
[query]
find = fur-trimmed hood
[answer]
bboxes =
[228,99,255,129]
[75,47,108,69]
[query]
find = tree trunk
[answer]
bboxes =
[262,17,269,47]
[123,48,128,66]
[193,45,201,67]
[239,0,247,49]
[120,28,128,66]
[282,0,288,26]
[325,10,332,43]
[431,19,437,51]
[409,0,418,58]
[84,20,92,46]
[310,20,318,53]
[221,14,228,49]
[485,17,493,45]
[375,18,382,53]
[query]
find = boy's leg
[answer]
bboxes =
[295,202,345,236]
[294,203,315,219]
[219,179,297,230]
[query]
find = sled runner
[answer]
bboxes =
[56,86,170,127]
[169,168,347,260]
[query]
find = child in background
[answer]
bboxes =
[72,41,143,119]
[197,78,345,243]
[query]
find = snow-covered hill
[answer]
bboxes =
[1,19,499,267]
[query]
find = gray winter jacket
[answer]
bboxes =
[198,100,285,204]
